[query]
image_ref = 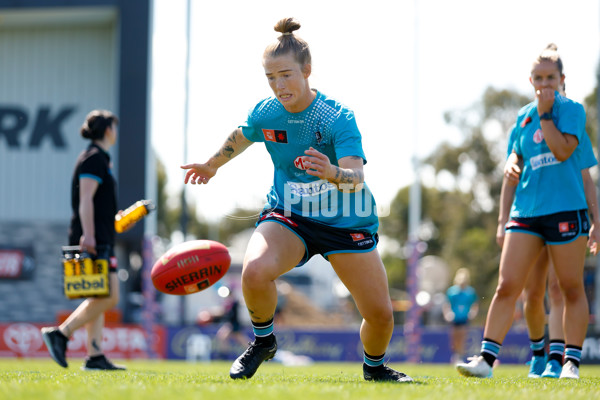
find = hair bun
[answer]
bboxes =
[274,17,301,36]
[80,124,92,139]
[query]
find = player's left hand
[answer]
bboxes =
[304,147,335,180]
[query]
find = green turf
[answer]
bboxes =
[1,359,599,400]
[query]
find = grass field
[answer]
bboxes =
[1,359,599,400]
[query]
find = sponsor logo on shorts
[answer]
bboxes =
[530,152,559,170]
[558,221,577,237]
[356,238,374,246]
[262,129,288,143]
[350,233,374,246]
[350,233,365,241]
[533,129,544,144]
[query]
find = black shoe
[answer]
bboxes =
[41,327,68,368]
[363,364,414,383]
[81,355,126,371]
[229,338,277,379]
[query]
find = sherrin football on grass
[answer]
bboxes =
[151,240,231,295]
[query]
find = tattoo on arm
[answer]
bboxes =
[228,130,239,144]
[221,130,245,159]
[222,145,235,159]
[355,169,364,183]
[340,170,354,184]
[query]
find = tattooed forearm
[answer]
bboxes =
[332,167,364,184]
[330,165,364,192]
[223,145,235,159]
[208,129,252,168]
[334,168,341,181]
[228,129,240,144]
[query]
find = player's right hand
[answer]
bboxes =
[181,163,217,185]
[503,154,522,186]
[496,223,506,248]
[79,235,97,256]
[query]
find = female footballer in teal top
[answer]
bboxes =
[182,17,412,383]
[458,44,596,380]
[499,80,599,379]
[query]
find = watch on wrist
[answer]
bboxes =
[539,112,553,121]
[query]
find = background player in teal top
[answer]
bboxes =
[182,17,412,383]
[458,44,597,380]
[497,80,600,379]
[509,90,588,217]
[444,268,478,364]
[500,84,600,378]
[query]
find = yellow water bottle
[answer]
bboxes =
[73,253,82,275]
[63,253,74,276]
[80,252,94,274]
[114,199,155,233]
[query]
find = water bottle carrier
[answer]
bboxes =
[61,246,110,299]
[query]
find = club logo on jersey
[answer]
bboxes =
[520,116,532,128]
[533,129,544,144]
[262,129,288,143]
[315,131,323,145]
[294,156,310,170]
[558,221,577,236]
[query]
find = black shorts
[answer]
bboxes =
[453,320,469,327]
[505,209,589,245]
[96,245,118,273]
[256,208,378,266]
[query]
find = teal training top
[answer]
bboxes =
[240,90,379,234]
[508,92,594,218]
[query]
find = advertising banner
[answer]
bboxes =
[0,246,35,280]
[0,323,167,359]
[165,325,600,365]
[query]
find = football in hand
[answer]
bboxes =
[151,240,231,295]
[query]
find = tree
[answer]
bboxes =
[381,87,530,305]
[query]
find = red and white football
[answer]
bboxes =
[151,240,231,295]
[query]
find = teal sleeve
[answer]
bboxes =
[239,108,263,143]
[333,111,366,164]
[557,101,586,142]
